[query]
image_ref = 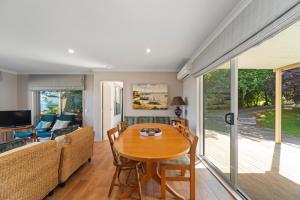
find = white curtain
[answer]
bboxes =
[192,0,300,77]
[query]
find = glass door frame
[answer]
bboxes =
[199,58,238,189]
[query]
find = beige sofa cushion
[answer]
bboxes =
[58,127,94,183]
[55,134,72,144]
[0,141,61,200]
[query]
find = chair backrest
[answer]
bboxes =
[117,121,128,133]
[176,123,189,138]
[176,123,198,168]
[186,131,198,170]
[107,127,121,165]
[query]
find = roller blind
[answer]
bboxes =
[28,75,85,91]
[192,0,300,77]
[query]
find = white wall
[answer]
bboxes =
[183,76,197,133]
[83,75,94,127]
[0,72,18,110]
[17,75,31,110]
[1,72,184,141]
[93,72,183,141]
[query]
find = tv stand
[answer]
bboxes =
[0,125,34,143]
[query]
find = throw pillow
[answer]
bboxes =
[36,121,52,129]
[51,120,70,132]
[55,135,72,144]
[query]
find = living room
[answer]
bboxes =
[1,1,300,200]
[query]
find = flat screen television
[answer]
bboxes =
[0,110,31,127]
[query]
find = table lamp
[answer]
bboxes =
[170,96,186,118]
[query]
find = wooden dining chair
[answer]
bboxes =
[176,123,201,164]
[175,123,190,137]
[117,121,129,133]
[159,130,198,200]
[107,127,143,199]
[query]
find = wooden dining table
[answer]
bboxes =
[114,123,190,199]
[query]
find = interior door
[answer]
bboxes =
[102,82,112,140]
[202,60,237,185]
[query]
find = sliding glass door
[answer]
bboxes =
[202,60,238,186]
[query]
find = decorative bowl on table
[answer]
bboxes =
[140,128,162,137]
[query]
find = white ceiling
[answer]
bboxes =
[0,0,240,74]
[238,21,300,69]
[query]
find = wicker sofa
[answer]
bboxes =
[56,127,94,184]
[0,141,61,200]
[0,127,94,200]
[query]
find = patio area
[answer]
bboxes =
[205,113,300,200]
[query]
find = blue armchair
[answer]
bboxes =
[14,114,57,139]
[36,114,75,138]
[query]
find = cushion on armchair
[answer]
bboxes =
[51,120,70,132]
[36,121,52,130]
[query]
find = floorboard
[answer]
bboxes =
[46,141,234,200]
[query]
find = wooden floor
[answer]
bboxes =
[46,141,234,200]
[205,127,300,200]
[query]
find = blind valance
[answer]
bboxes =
[192,0,300,77]
[28,75,85,91]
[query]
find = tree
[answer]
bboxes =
[61,90,83,113]
[282,68,300,104]
[238,69,274,108]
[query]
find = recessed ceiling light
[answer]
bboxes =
[68,49,75,54]
[146,48,151,54]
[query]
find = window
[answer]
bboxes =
[40,90,83,115]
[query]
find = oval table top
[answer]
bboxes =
[114,123,190,162]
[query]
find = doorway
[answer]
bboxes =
[202,60,238,187]
[200,20,300,199]
[100,81,124,140]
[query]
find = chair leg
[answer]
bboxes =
[135,164,143,199]
[181,169,186,176]
[141,162,146,174]
[126,169,132,184]
[160,167,166,199]
[108,166,119,197]
[118,167,122,178]
[190,173,195,200]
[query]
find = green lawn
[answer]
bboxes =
[257,108,300,137]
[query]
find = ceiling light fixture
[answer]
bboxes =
[68,49,75,54]
[146,48,151,54]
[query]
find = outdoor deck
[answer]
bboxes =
[205,123,300,200]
